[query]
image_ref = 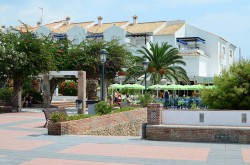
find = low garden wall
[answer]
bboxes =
[162,110,250,126]
[146,103,250,143]
[48,108,146,136]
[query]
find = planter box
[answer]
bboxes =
[48,122,62,135]
[162,110,250,127]
[146,109,250,143]
[47,108,147,136]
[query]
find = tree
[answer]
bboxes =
[0,31,56,110]
[124,42,189,85]
[201,60,250,110]
[46,39,134,100]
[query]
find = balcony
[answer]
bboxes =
[178,48,206,56]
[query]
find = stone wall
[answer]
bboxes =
[145,103,250,144]
[146,125,250,144]
[48,108,146,136]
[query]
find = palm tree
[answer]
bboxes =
[124,42,189,85]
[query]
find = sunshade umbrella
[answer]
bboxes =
[160,84,184,90]
[160,84,185,98]
[205,85,216,89]
[185,84,204,90]
[109,83,124,89]
[123,84,144,95]
[148,84,163,99]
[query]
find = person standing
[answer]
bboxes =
[164,90,170,108]
[114,89,119,105]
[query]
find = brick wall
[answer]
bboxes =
[48,108,146,136]
[146,125,250,143]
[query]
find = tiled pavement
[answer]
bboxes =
[0,109,250,165]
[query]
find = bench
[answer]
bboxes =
[0,100,13,113]
[42,108,67,128]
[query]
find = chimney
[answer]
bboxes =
[65,16,71,25]
[97,16,103,26]
[37,21,41,27]
[133,15,138,25]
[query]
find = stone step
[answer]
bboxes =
[51,101,76,108]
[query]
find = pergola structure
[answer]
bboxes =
[41,71,86,114]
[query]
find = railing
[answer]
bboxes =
[154,97,207,109]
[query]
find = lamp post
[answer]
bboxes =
[99,49,107,101]
[142,59,149,92]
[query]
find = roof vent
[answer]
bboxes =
[97,16,103,26]
[133,15,138,25]
[37,21,41,27]
[65,16,71,25]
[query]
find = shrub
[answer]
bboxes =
[59,81,77,96]
[66,114,93,121]
[113,106,135,113]
[0,87,13,102]
[201,60,250,110]
[95,101,113,115]
[138,92,154,107]
[22,89,43,104]
[50,112,67,122]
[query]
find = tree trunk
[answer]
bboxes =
[86,79,98,100]
[12,79,23,112]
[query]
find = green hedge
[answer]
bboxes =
[0,87,13,102]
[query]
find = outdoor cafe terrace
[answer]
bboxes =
[108,84,214,109]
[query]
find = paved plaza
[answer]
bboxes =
[0,110,250,165]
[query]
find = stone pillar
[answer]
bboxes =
[42,75,50,108]
[78,71,86,114]
[147,103,163,125]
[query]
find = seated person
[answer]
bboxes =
[126,94,133,105]
[22,93,32,108]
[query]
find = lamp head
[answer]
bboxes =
[99,49,107,63]
[142,59,149,71]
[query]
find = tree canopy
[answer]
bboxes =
[201,60,250,110]
[124,42,189,85]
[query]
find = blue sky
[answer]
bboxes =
[0,0,249,59]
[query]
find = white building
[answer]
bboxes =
[5,16,236,84]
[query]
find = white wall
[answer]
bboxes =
[162,110,250,126]
[67,26,86,44]
[104,26,127,45]
[182,56,199,78]
[35,26,51,37]
[154,35,176,47]
[185,25,220,77]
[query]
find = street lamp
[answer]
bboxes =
[99,49,107,101]
[142,59,149,91]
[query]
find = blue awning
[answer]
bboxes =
[177,39,188,45]
[53,34,67,39]
[86,34,103,38]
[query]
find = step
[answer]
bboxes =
[51,101,76,108]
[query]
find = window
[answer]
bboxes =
[229,50,233,57]
[223,47,226,55]
[220,46,226,59]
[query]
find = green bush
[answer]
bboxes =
[138,92,154,107]
[66,114,93,121]
[201,60,250,110]
[113,106,135,113]
[59,81,77,96]
[22,89,43,104]
[50,112,67,122]
[95,101,113,115]
[0,87,13,102]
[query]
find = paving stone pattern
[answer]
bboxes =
[0,110,250,164]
